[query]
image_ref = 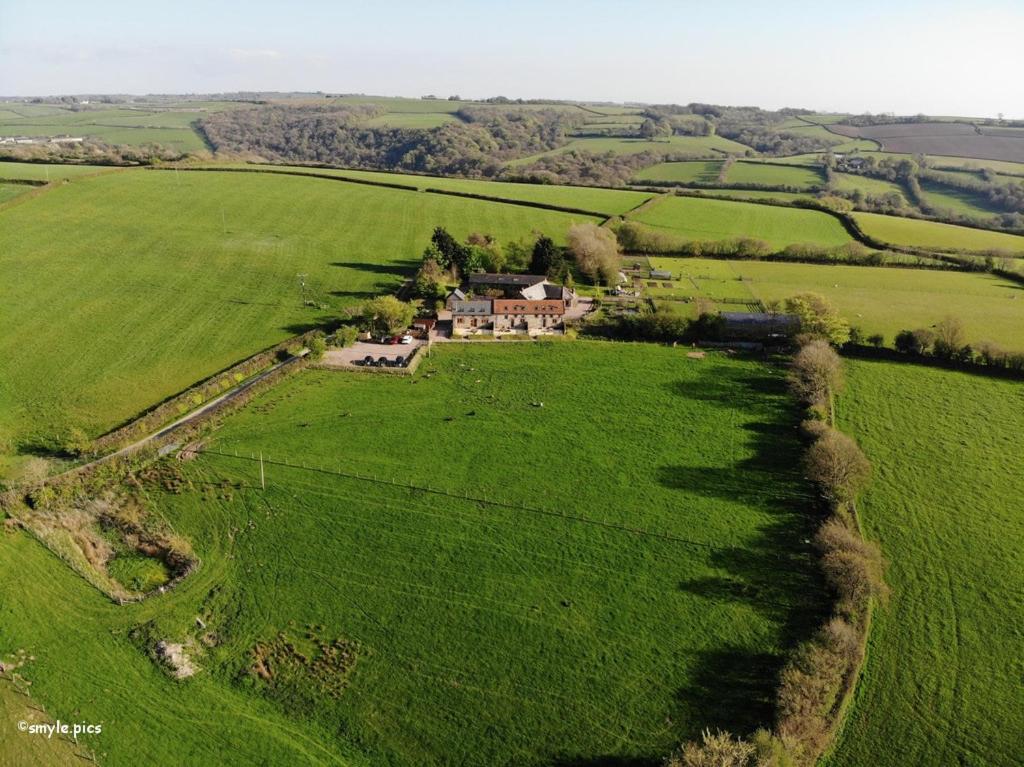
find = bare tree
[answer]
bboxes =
[805,428,871,503]
[789,340,845,406]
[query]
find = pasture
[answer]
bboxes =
[630,195,852,249]
[633,160,724,184]
[0,342,827,766]
[508,135,750,165]
[644,258,1024,351]
[828,360,1024,767]
[724,162,824,188]
[853,211,1024,253]
[919,179,999,219]
[830,173,908,204]
[0,169,596,477]
[0,183,27,204]
[0,161,115,181]
[220,163,655,216]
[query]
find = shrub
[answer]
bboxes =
[815,519,889,609]
[932,316,966,360]
[665,728,772,767]
[307,336,326,361]
[781,293,851,346]
[804,428,871,503]
[866,333,884,348]
[334,326,360,348]
[894,328,934,356]
[789,340,844,407]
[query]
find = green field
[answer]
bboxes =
[630,195,852,249]
[0,161,116,181]
[919,179,1000,219]
[725,162,824,188]
[853,211,1024,253]
[225,164,654,216]
[831,173,908,204]
[0,105,210,151]
[633,160,724,183]
[730,259,1024,349]
[0,342,826,766]
[828,360,1024,767]
[0,169,597,477]
[509,135,751,165]
[0,183,28,204]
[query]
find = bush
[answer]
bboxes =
[894,328,934,356]
[815,519,889,609]
[804,428,871,503]
[781,293,851,346]
[307,336,326,361]
[665,728,773,767]
[789,340,844,407]
[334,326,360,348]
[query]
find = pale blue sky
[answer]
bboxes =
[1,0,1022,117]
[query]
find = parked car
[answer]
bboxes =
[400,334,413,345]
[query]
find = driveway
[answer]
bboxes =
[319,339,424,369]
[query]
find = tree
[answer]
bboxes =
[63,426,93,457]
[567,223,620,285]
[361,296,415,335]
[789,339,845,406]
[805,428,872,503]
[782,293,851,346]
[504,238,532,272]
[307,335,326,361]
[932,316,966,360]
[430,227,464,271]
[414,257,446,302]
[665,729,770,767]
[529,235,565,279]
[894,328,934,356]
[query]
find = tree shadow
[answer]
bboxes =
[657,361,830,735]
[675,647,782,736]
[330,259,419,276]
[552,756,659,767]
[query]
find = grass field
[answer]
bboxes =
[630,196,852,249]
[0,161,116,181]
[831,173,908,204]
[828,360,1024,767]
[365,113,461,128]
[633,160,723,184]
[509,135,751,165]
[641,258,1024,351]
[919,179,999,219]
[0,342,827,766]
[724,162,824,189]
[225,164,655,215]
[0,183,28,204]
[0,108,209,151]
[853,211,1024,253]
[0,169,597,477]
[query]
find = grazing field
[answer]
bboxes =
[633,160,723,184]
[685,190,815,203]
[0,183,28,203]
[643,258,1024,350]
[0,105,214,151]
[832,122,1024,163]
[0,343,827,766]
[0,169,596,477]
[223,164,655,215]
[509,134,750,165]
[853,211,1024,253]
[724,162,825,188]
[831,172,908,204]
[0,161,116,181]
[729,259,1024,350]
[630,195,852,248]
[919,179,1000,219]
[828,360,1024,767]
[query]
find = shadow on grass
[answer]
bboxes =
[658,361,830,738]
[330,259,419,276]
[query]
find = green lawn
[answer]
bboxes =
[0,169,597,477]
[724,162,825,189]
[853,212,1024,254]
[630,196,852,249]
[0,342,826,766]
[0,183,28,204]
[828,360,1024,767]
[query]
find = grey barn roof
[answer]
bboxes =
[467,273,547,287]
[451,299,493,314]
[721,312,799,326]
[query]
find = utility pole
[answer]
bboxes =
[259,452,265,491]
[297,273,308,306]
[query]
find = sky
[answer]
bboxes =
[1,0,1022,117]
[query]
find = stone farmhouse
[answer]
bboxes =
[447,273,576,337]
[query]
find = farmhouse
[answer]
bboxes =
[447,273,576,336]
